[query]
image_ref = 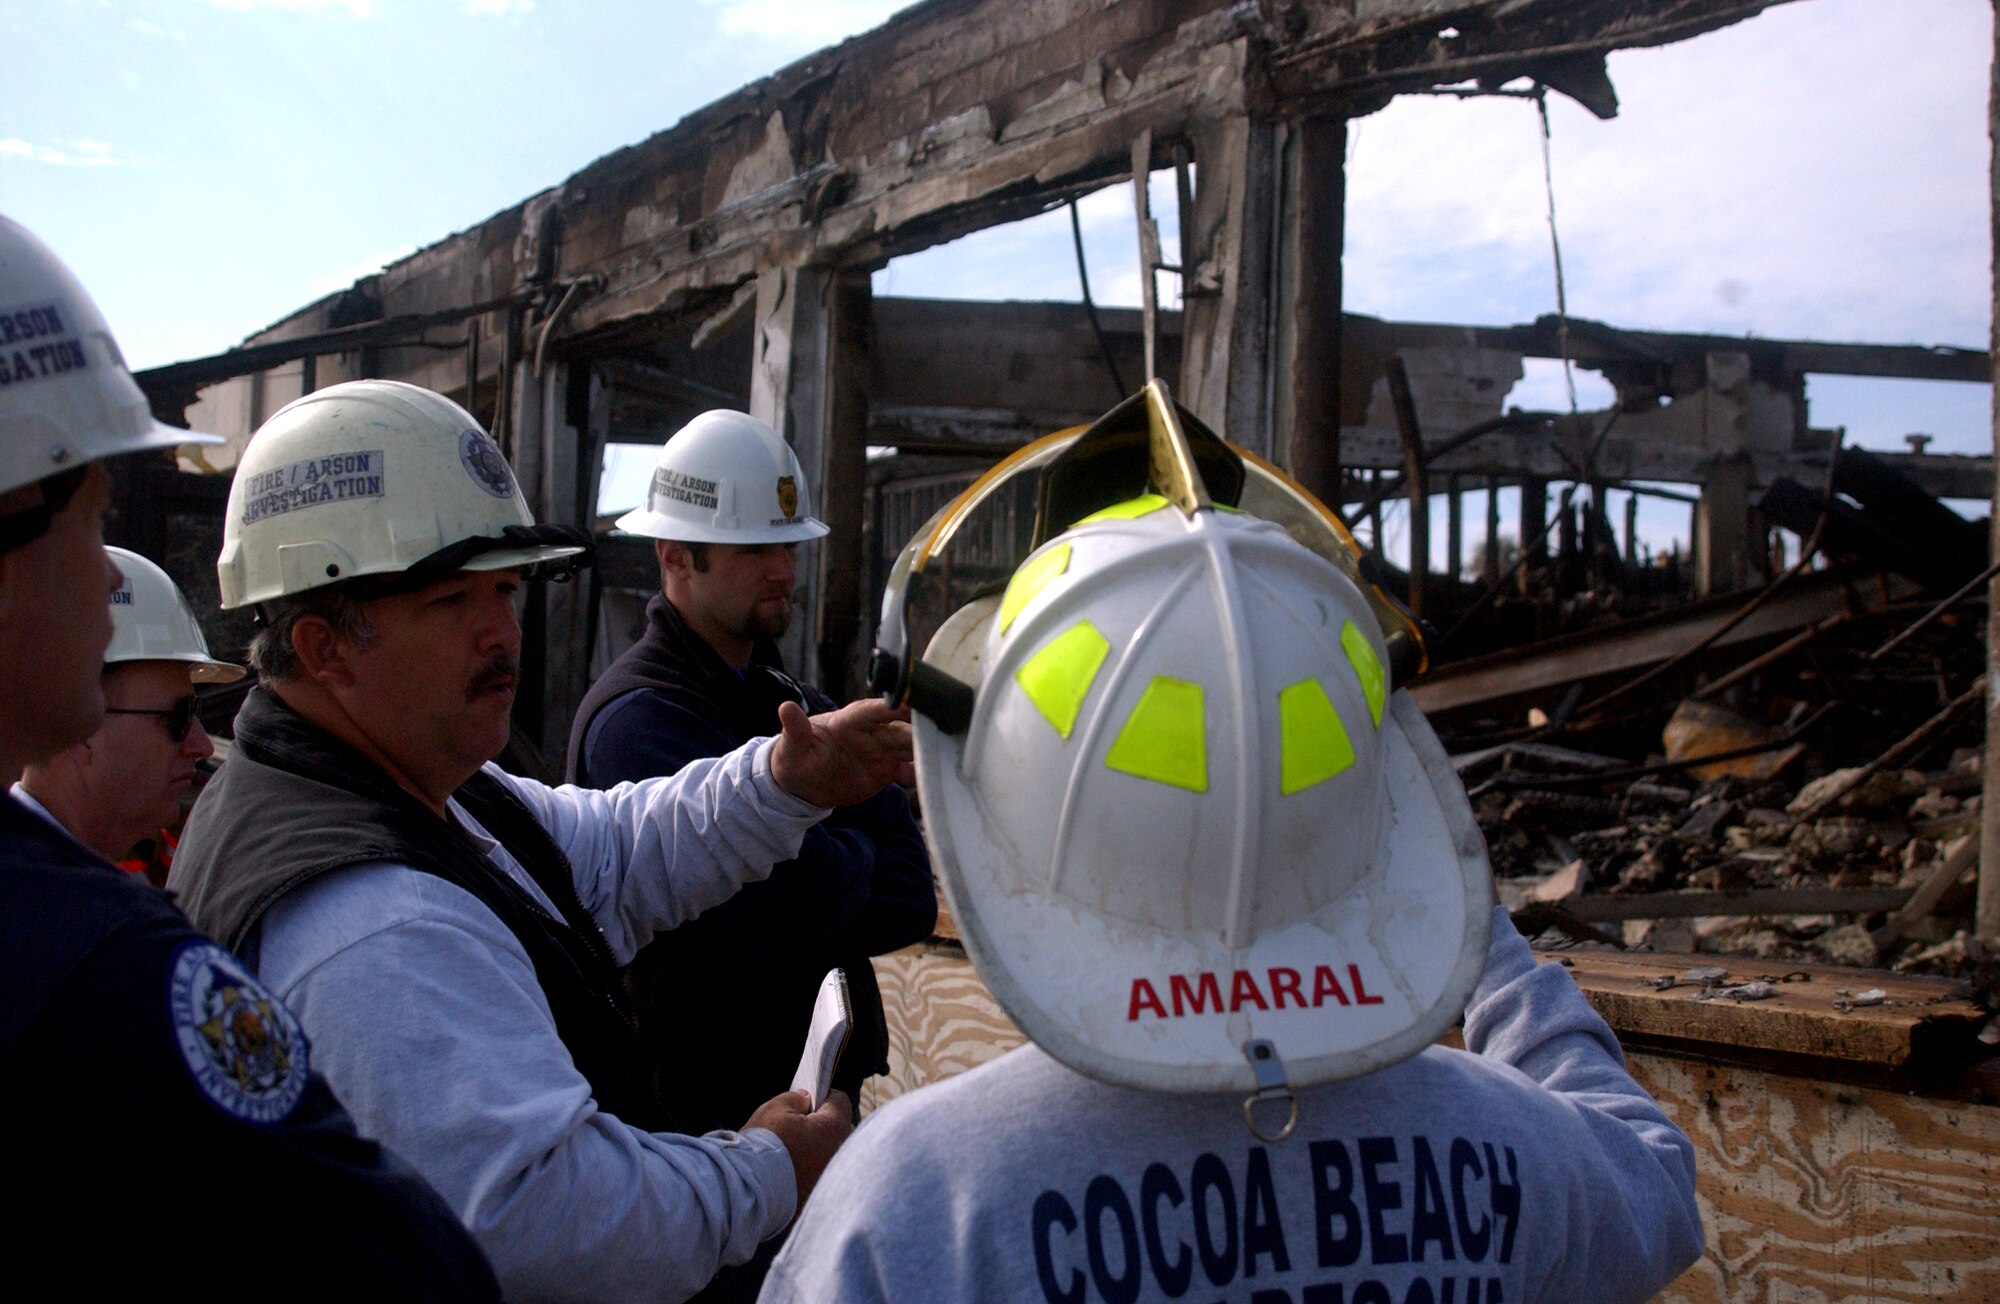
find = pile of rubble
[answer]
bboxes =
[1445,609,1995,986]
[1472,743,1984,976]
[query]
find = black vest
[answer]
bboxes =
[171,688,669,1131]
[568,594,806,786]
[567,595,905,1134]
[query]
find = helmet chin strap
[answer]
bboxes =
[1242,1039,1299,1143]
[336,524,594,601]
[0,465,87,556]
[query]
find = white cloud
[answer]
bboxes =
[203,0,378,18]
[0,138,123,168]
[701,0,902,47]
[464,0,531,13]
[1342,0,1990,349]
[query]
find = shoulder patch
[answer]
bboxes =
[169,942,310,1124]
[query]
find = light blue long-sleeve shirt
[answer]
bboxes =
[255,739,828,1303]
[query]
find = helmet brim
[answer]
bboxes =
[461,542,590,573]
[610,508,829,545]
[62,416,224,479]
[189,658,247,684]
[916,687,1491,1095]
[136,417,225,449]
[104,650,247,684]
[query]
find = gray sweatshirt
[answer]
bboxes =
[761,906,1702,1304]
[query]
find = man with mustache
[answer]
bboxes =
[568,411,934,1300]
[17,547,239,874]
[170,380,915,1303]
[0,218,500,1298]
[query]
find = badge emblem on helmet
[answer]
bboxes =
[777,475,798,518]
[459,427,515,498]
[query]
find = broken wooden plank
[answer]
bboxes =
[1559,887,1912,923]
[1872,836,1980,951]
[1549,948,1987,1071]
[1410,566,1918,720]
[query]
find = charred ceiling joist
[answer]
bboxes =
[141,0,1820,755]
[340,0,1800,354]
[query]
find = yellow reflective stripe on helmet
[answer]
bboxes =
[1341,620,1386,728]
[1076,493,1170,526]
[1014,620,1111,739]
[998,542,1072,635]
[1104,676,1207,792]
[1277,679,1355,794]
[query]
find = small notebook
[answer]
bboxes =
[790,968,852,1110]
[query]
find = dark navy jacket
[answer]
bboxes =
[568,593,937,1135]
[0,793,500,1299]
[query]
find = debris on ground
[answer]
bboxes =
[1439,573,1995,996]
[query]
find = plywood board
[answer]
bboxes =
[1640,1056,2000,1303]
[867,946,2000,1302]
[1552,947,1986,1071]
[861,946,1023,1115]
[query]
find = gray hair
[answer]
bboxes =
[248,586,376,683]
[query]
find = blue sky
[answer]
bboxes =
[4,0,1991,560]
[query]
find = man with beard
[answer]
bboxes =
[0,216,500,1299]
[170,380,915,1303]
[18,547,241,875]
[567,411,935,1299]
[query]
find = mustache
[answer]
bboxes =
[467,652,520,702]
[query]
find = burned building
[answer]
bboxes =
[126,3,2000,1298]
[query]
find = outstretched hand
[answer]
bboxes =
[771,697,915,807]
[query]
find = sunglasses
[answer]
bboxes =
[104,695,200,743]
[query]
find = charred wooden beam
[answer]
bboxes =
[1410,566,1920,721]
[201,2,1811,374]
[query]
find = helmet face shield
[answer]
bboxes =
[870,381,1425,723]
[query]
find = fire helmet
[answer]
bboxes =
[105,547,243,683]
[217,380,587,609]
[883,382,1491,1119]
[614,409,828,545]
[0,214,220,499]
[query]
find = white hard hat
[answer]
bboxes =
[889,382,1490,1113]
[105,547,244,683]
[0,215,220,498]
[218,380,588,609]
[614,409,829,545]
